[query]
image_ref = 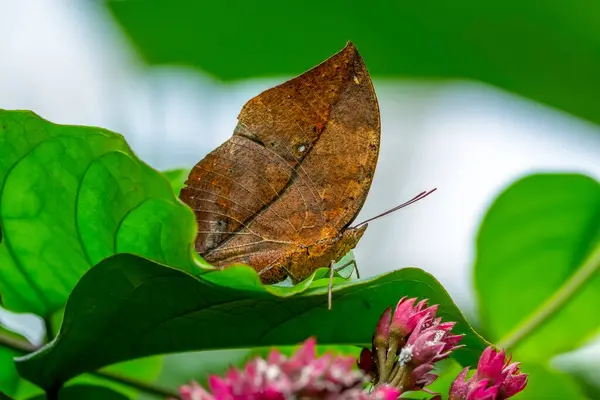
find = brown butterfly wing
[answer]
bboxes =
[179,42,380,282]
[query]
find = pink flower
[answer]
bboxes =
[449,346,528,400]
[390,297,437,341]
[360,297,464,395]
[400,316,463,388]
[177,338,402,399]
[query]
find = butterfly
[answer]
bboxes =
[180,42,434,291]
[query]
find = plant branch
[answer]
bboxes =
[0,330,178,399]
[497,242,600,349]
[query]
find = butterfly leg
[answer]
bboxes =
[334,259,360,279]
[328,260,335,311]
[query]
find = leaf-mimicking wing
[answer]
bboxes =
[180,42,380,282]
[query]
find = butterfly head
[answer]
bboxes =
[340,224,368,249]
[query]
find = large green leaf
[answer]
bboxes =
[0,110,202,317]
[16,254,487,390]
[107,0,600,125]
[474,174,600,361]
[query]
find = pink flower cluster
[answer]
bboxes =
[175,297,528,400]
[449,347,527,400]
[178,338,400,400]
[358,297,464,393]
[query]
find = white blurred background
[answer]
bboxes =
[1,0,600,370]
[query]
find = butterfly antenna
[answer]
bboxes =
[354,188,437,228]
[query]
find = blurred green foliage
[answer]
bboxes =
[108,0,600,125]
[473,174,600,399]
[475,174,600,362]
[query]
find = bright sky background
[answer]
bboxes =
[2,1,600,366]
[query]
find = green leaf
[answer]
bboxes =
[0,110,201,317]
[26,384,130,400]
[16,254,487,390]
[108,1,600,125]
[474,174,600,361]
[161,168,188,196]
[515,363,588,400]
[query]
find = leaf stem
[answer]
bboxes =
[0,330,178,399]
[497,242,600,349]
